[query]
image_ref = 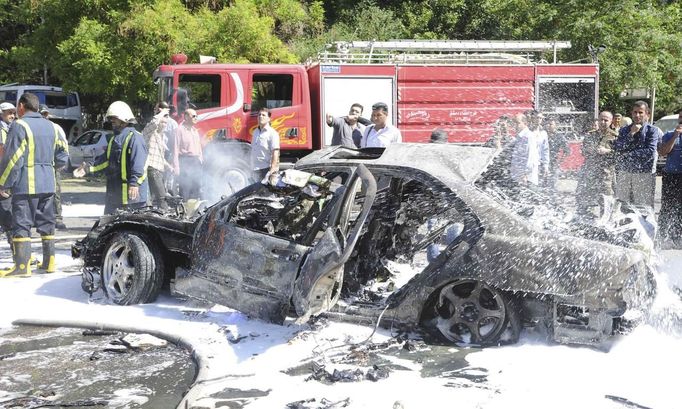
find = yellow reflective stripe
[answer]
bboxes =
[90,133,115,173]
[15,120,35,194]
[122,182,128,205]
[137,168,147,184]
[41,235,55,240]
[53,123,68,153]
[121,131,133,182]
[0,128,6,144]
[12,237,31,242]
[90,160,108,172]
[0,138,26,185]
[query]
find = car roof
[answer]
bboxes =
[296,143,499,184]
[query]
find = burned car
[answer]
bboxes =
[73,144,655,347]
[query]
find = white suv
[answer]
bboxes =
[0,84,83,140]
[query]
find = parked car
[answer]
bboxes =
[73,143,656,347]
[68,129,112,170]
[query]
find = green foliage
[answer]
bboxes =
[0,0,680,118]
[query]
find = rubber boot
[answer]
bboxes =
[38,235,56,273]
[0,238,32,278]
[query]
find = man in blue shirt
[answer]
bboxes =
[613,100,661,210]
[656,109,682,248]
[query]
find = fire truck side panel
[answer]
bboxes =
[397,65,535,143]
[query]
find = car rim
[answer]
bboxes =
[435,280,507,345]
[102,240,136,302]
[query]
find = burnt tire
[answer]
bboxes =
[424,279,520,347]
[101,231,164,305]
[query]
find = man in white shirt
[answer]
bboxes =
[361,102,402,148]
[250,107,280,184]
[511,112,540,185]
[528,110,550,179]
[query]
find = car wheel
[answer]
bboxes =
[430,279,520,346]
[101,231,164,305]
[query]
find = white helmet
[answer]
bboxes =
[105,101,137,124]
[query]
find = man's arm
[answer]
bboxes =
[0,122,27,190]
[269,128,280,173]
[53,124,69,169]
[659,128,681,156]
[325,113,334,126]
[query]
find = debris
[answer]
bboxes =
[306,364,390,383]
[120,333,168,349]
[287,397,351,408]
[82,329,120,337]
[227,335,248,344]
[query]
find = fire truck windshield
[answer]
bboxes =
[156,75,173,107]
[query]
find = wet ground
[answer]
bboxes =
[0,325,196,408]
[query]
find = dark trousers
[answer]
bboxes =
[148,167,168,209]
[54,169,63,222]
[658,172,682,244]
[11,193,55,238]
[178,156,202,200]
[104,178,147,214]
[0,196,12,245]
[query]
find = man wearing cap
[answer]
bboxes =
[360,102,402,148]
[0,102,16,137]
[0,102,16,245]
[74,101,148,214]
[0,93,69,277]
[40,104,69,230]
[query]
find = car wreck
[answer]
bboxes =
[73,143,656,347]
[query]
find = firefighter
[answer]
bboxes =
[0,93,69,277]
[74,101,148,214]
[40,104,68,230]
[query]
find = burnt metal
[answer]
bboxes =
[74,144,656,348]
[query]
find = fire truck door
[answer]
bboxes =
[322,77,395,146]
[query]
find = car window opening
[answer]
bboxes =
[228,174,340,244]
[343,172,466,302]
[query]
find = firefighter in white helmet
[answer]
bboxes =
[74,101,149,213]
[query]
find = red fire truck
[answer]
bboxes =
[154,40,598,196]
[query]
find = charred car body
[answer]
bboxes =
[73,144,656,347]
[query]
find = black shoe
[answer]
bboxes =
[55,222,67,230]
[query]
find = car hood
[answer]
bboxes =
[296,143,499,184]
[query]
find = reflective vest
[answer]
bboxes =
[0,114,69,194]
[89,126,147,205]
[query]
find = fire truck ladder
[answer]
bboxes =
[316,40,571,65]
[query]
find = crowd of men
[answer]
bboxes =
[487,100,680,249]
[327,99,681,249]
